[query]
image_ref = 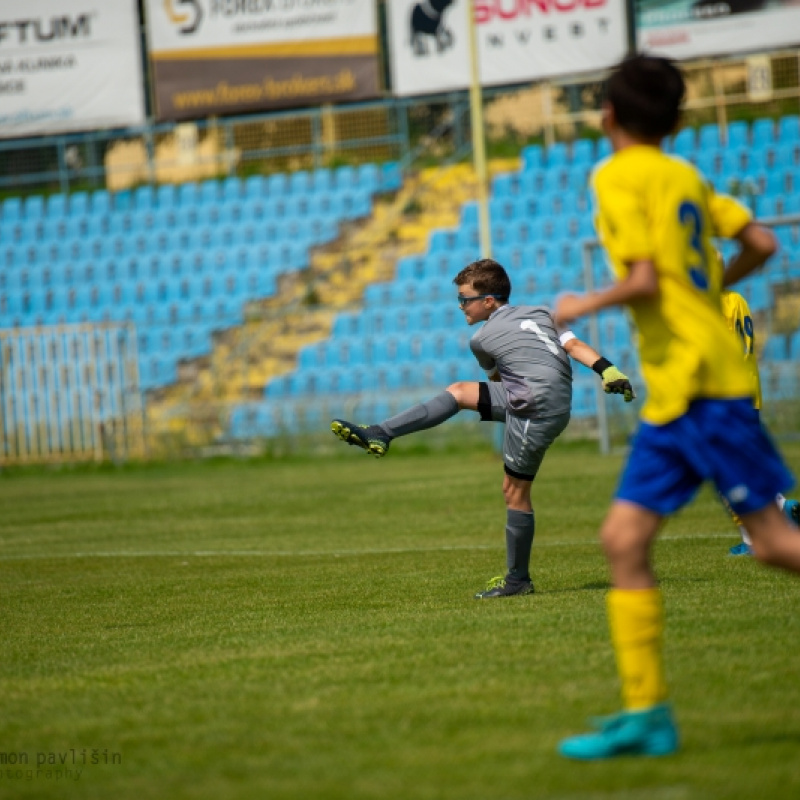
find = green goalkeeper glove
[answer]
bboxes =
[592,358,636,403]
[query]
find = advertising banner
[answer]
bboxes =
[387,0,628,97]
[145,0,380,121]
[636,0,800,60]
[0,0,145,138]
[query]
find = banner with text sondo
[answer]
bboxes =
[0,0,145,138]
[146,0,380,121]
[637,0,800,61]
[388,0,627,97]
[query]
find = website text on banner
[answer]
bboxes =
[145,0,381,121]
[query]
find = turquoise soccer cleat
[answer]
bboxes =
[558,704,679,760]
[728,542,752,556]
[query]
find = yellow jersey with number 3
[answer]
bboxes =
[720,290,762,410]
[592,144,755,425]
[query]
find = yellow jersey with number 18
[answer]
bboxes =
[592,144,755,425]
[720,290,762,410]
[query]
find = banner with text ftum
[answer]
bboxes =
[145,0,381,121]
[387,0,628,97]
[0,0,145,138]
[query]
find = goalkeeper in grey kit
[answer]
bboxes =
[331,259,635,598]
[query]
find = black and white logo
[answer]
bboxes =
[164,0,203,36]
[410,0,455,55]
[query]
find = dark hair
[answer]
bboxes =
[453,258,511,299]
[605,54,685,139]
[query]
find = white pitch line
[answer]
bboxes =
[0,533,735,562]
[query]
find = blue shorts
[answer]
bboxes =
[617,398,795,516]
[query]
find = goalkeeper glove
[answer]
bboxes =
[592,358,636,403]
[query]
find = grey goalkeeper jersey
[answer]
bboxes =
[470,304,573,418]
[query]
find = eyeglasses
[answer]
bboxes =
[457,294,504,309]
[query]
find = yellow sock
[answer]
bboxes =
[607,587,668,711]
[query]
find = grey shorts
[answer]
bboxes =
[478,382,571,481]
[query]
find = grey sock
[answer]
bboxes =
[378,391,459,439]
[506,509,535,582]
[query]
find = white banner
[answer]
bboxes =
[0,0,145,138]
[145,0,380,119]
[637,0,800,61]
[388,0,628,97]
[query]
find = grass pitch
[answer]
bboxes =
[2,440,800,800]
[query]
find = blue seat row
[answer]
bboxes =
[2,237,309,273]
[0,163,402,223]
[1,193,367,243]
[4,206,342,247]
[516,117,800,174]
[1,252,287,293]
[3,269,276,314]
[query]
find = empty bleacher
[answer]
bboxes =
[0,162,402,390]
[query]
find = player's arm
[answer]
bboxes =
[554,259,659,325]
[562,337,636,402]
[559,327,636,401]
[722,222,778,288]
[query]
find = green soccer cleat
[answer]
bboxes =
[558,704,679,760]
[474,575,534,599]
[330,419,391,458]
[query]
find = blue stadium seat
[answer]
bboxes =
[358,164,379,193]
[726,120,749,148]
[47,194,67,218]
[2,197,22,223]
[777,141,800,169]
[222,176,241,202]
[312,168,334,194]
[522,145,543,171]
[567,164,592,194]
[23,195,45,220]
[698,124,721,150]
[199,180,219,205]
[132,185,154,210]
[778,115,800,142]
[332,311,366,339]
[177,182,199,207]
[335,165,358,191]
[68,192,89,218]
[671,128,696,156]
[244,175,265,199]
[380,162,402,191]
[267,173,288,197]
[546,142,569,168]
[289,170,311,195]
[571,139,594,166]
[752,118,776,147]
[91,190,112,216]
[492,173,519,198]
[596,138,613,160]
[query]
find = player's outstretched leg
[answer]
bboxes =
[330,419,391,458]
[331,391,461,459]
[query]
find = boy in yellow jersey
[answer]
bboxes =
[721,287,800,555]
[553,54,800,760]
